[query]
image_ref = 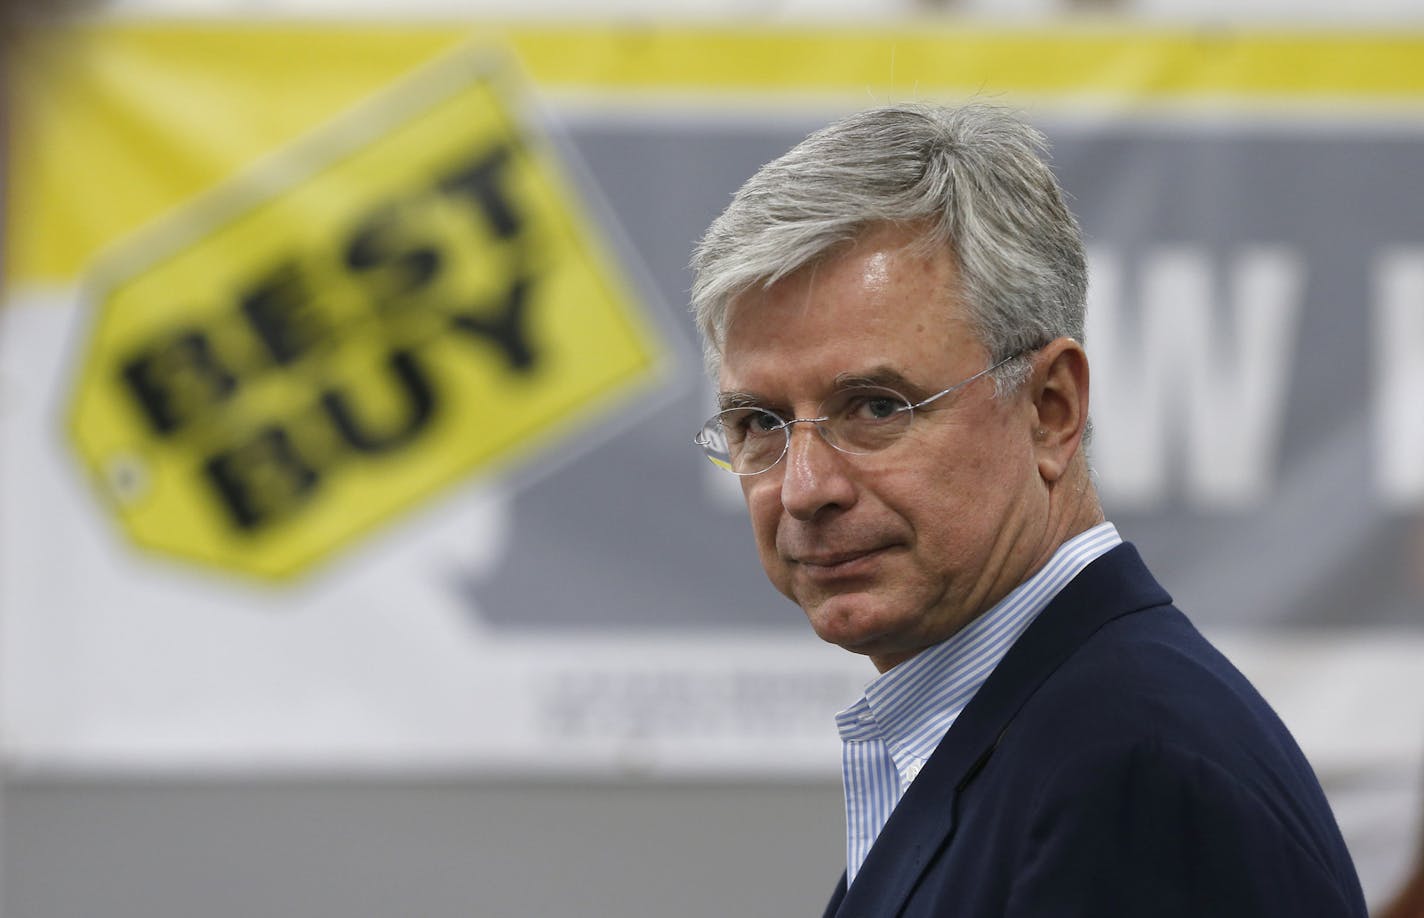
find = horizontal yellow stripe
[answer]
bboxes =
[5,22,1423,285]
[512,24,1424,98]
[20,21,1424,97]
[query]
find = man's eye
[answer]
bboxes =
[865,397,902,419]
[726,409,781,438]
[747,410,783,434]
[842,391,906,422]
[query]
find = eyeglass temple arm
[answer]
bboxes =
[910,353,1020,411]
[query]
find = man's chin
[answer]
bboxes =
[803,595,900,656]
[801,592,940,670]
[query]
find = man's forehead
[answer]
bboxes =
[717,301,984,388]
[716,226,984,398]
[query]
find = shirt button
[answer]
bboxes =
[904,761,923,782]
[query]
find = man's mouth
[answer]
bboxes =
[794,546,892,579]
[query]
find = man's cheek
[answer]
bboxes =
[753,537,797,601]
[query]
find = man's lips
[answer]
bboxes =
[791,545,893,578]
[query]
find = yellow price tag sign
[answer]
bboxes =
[68,48,666,579]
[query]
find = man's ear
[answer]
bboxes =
[1029,338,1090,484]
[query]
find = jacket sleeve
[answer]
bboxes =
[1003,738,1366,917]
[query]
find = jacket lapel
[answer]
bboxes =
[832,543,1171,917]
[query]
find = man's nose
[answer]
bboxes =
[779,422,856,521]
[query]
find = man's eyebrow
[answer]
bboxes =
[717,368,921,410]
[832,366,918,392]
[716,390,765,411]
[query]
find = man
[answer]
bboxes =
[690,104,1366,917]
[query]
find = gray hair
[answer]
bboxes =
[689,103,1087,392]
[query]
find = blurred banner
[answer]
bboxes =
[2,24,1422,792]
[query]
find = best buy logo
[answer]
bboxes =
[68,50,665,579]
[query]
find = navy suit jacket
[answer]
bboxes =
[822,544,1367,918]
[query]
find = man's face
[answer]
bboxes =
[718,224,1048,670]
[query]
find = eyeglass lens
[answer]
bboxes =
[698,386,915,475]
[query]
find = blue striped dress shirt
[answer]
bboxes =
[834,521,1123,886]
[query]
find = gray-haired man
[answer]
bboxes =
[691,104,1365,917]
